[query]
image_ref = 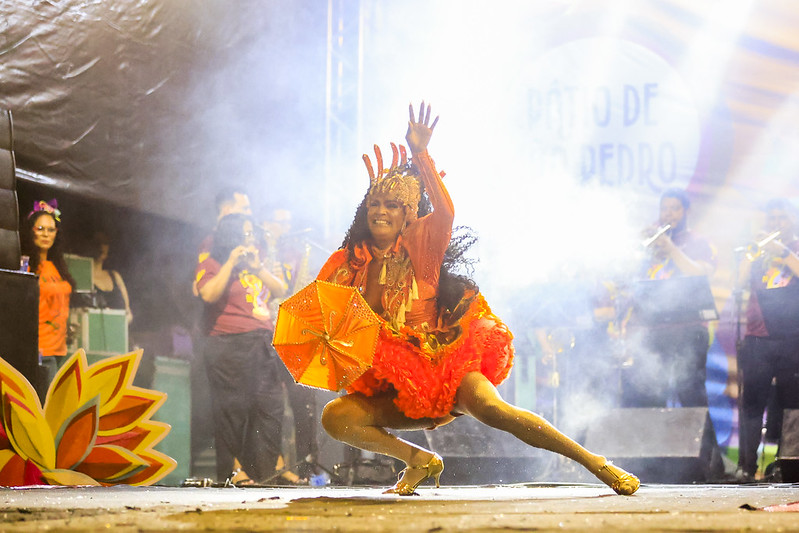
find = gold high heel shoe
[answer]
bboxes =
[383,453,444,496]
[596,461,640,495]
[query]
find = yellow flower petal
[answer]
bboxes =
[0,357,41,412]
[41,469,101,486]
[2,392,55,470]
[44,351,89,438]
[85,351,142,416]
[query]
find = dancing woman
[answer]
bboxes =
[317,102,639,496]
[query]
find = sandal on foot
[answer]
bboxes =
[596,461,640,495]
[383,453,444,496]
[229,468,255,487]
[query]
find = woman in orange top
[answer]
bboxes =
[22,200,74,385]
[317,103,639,496]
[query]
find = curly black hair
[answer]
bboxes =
[340,180,479,314]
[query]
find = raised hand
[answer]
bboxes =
[406,101,439,154]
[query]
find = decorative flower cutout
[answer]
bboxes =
[0,350,176,486]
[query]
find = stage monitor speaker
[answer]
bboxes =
[424,416,549,485]
[775,409,799,482]
[584,407,720,483]
[0,228,20,272]
[0,108,18,271]
[0,109,13,151]
[0,189,18,229]
[0,268,39,392]
[0,146,13,190]
[778,409,799,457]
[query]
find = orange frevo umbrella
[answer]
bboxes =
[272,280,381,391]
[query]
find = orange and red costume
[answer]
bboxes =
[317,150,514,419]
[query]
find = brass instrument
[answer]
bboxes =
[293,241,313,291]
[745,231,781,261]
[268,239,312,317]
[642,224,671,248]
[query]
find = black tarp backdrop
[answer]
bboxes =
[1,0,328,224]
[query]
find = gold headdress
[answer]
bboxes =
[363,143,421,220]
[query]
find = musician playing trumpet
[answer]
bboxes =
[736,198,799,482]
[643,190,715,279]
[622,188,716,408]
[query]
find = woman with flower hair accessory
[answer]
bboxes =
[21,199,75,386]
[316,102,639,496]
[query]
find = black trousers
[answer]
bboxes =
[621,325,710,408]
[203,330,285,482]
[738,335,799,476]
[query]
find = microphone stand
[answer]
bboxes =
[732,249,748,478]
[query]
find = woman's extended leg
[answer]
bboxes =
[453,371,639,495]
[321,392,452,493]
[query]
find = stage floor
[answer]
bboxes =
[1,482,799,531]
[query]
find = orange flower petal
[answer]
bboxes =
[95,426,149,451]
[95,420,170,455]
[116,449,177,486]
[0,450,25,486]
[74,444,148,483]
[54,398,99,470]
[97,390,165,435]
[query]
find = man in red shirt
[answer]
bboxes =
[737,198,799,480]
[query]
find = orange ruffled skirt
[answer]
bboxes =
[346,294,514,419]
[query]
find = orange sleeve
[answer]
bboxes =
[316,249,348,281]
[402,150,454,289]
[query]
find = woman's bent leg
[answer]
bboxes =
[321,393,448,493]
[322,393,444,463]
[454,372,639,495]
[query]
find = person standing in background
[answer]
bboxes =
[736,198,799,481]
[622,188,716,409]
[90,231,133,324]
[193,186,253,297]
[193,187,263,484]
[196,213,288,483]
[21,199,75,387]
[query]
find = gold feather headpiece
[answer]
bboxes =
[363,143,421,220]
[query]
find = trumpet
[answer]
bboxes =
[642,224,671,247]
[745,231,781,261]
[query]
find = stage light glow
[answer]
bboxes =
[678,0,755,111]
